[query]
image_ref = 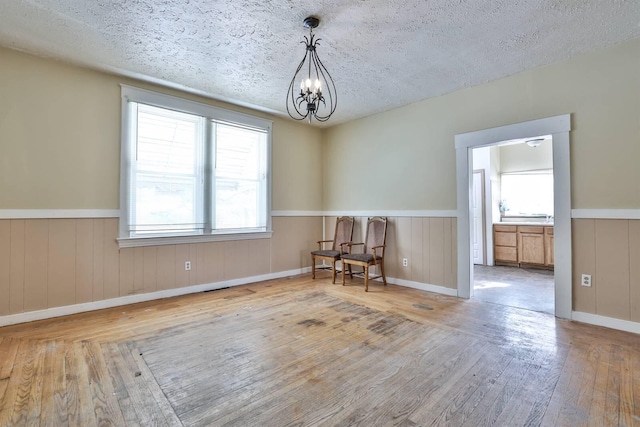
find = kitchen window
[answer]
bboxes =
[119,86,272,247]
[500,170,554,217]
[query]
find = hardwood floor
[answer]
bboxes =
[0,274,639,426]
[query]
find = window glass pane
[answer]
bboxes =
[215,123,266,229]
[501,172,554,216]
[134,175,199,234]
[137,104,199,175]
[132,104,202,235]
[215,179,260,229]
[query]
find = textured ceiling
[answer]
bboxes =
[1,0,640,126]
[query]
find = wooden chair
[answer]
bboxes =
[311,216,354,284]
[341,217,388,292]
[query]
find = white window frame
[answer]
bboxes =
[118,85,272,248]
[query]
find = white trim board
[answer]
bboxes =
[271,210,325,217]
[388,278,458,296]
[572,311,640,336]
[571,209,640,220]
[322,210,458,218]
[0,210,459,220]
[0,267,311,327]
[0,209,120,219]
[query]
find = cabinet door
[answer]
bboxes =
[519,233,545,264]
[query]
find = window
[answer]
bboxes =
[500,170,554,216]
[119,86,272,246]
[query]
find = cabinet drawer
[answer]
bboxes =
[495,246,517,262]
[544,227,553,235]
[494,225,516,232]
[518,225,544,234]
[494,232,516,247]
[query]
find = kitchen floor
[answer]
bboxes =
[473,265,554,315]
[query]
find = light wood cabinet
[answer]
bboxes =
[494,225,518,265]
[493,224,553,269]
[518,226,545,265]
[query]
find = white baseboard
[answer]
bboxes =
[0,267,312,327]
[0,209,120,219]
[388,277,459,297]
[572,311,640,335]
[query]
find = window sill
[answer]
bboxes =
[117,230,273,248]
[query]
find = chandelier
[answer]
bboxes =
[286,16,337,124]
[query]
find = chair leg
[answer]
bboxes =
[311,255,316,279]
[331,260,336,284]
[380,261,387,286]
[342,261,347,285]
[364,265,369,292]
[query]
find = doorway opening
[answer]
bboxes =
[454,114,572,319]
[471,139,555,315]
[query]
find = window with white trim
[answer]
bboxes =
[119,86,271,245]
[500,170,554,216]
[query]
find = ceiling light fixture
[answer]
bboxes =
[286,16,337,124]
[526,138,545,148]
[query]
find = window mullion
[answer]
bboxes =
[207,120,216,233]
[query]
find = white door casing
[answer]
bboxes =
[455,114,572,319]
[472,171,485,265]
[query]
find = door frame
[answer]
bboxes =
[472,169,486,267]
[455,114,572,319]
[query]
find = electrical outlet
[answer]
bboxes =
[185,261,191,271]
[581,274,591,287]
[402,258,408,267]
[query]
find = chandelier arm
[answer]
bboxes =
[309,51,337,120]
[286,51,312,119]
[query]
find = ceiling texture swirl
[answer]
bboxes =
[1,0,640,126]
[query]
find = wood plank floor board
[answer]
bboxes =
[586,344,612,425]
[80,341,128,427]
[3,339,43,426]
[618,344,635,427]
[633,351,640,427]
[1,274,640,426]
[69,342,99,427]
[604,344,623,426]
[0,337,19,414]
[39,340,69,427]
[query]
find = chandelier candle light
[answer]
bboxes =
[286,16,337,124]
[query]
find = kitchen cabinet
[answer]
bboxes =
[494,225,518,265]
[518,226,545,265]
[493,224,553,269]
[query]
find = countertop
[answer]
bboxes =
[494,221,554,227]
